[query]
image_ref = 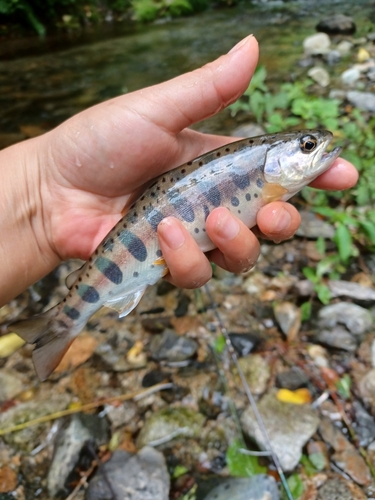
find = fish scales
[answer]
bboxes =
[11,130,342,380]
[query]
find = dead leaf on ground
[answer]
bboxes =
[55,332,98,374]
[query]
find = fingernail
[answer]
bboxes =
[159,218,185,249]
[228,34,254,54]
[215,210,240,240]
[271,207,292,233]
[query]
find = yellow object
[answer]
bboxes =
[0,333,25,358]
[276,388,312,405]
[357,47,370,62]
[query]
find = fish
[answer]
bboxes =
[11,129,342,381]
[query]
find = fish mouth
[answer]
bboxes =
[319,146,342,173]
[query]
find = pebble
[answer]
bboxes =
[336,40,353,56]
[314,326,357,352]
[241,391,319,471]
[296,211,335,239]
[47,414,110,497]
[317,478,356,500]
[276,368,310,391]
[319,417,371,486]
[308,66,330,86]
[316,14,356,35]
[358,368,375,404]
[273,301,301,341]
[203,475,279,500]
[303,33,331,56]
[318,302,373,336]
[341,67,361,86]
[324,50,341,65]
[352,400,375,447]
[328,280,375,302]
[0,370,24,401]
[228,333,260,357]
[136,406,205,448]
[86,447,169,500]
[347,90,375,112]
[236,354,271,395]
[149,329,198,362]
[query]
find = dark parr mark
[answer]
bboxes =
[147,209,165,231]
[203,205,210,221]
[246,193,251,201]
[133,271,139,278]
[230,171,250,190]
[172,198,195,223]
[204,185,221,207]
[156,249,162,257]
[256,178,264,188]
[95,256,123,285]
[77,284,100,303]
[118,230,148,262]
[231,196,240,207]
[63,305,81,320]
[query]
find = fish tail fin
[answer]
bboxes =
[11,310,76,381]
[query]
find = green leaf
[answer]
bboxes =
[308,452,326,471]
[333,223,353,264]
[359,220,375,245]
[281,474,304,500]
[300,454,318,476]
[302,266,317,284]
[226,439,266,477]
[213,334,226,354]
[300,301,312,322]
[173,465,189,479]
[316,283,331,305]
[336,374,352,400]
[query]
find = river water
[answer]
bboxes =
[0,0,374,143]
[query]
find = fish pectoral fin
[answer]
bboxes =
[104,288,146,318]
[65,265,84,290]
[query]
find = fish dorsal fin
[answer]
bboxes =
[104,288,146,318]
[65,266,84,290]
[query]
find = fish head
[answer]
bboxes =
[263,130,342,195]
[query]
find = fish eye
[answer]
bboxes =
[299,135,318,153]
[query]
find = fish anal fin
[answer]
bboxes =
[65,266,84,290]
[33,336,74,381]
[104,289,146,318]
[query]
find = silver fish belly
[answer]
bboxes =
[11,129,341,380]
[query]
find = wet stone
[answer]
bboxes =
[48,413,110,497]
[241,391,319,471]
[86,447,169,500]
[202,475,279,500]
[228,333,260,357]
[149,329,198,362]
[314,326,358,352]
[318,302,373,336]
[328,280,375,302]
[276,367,310,391]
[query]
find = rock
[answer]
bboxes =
[323,50,341,65]
[358,368,375,403]
[303,33,331,56]
[317,478,355,500]
[203,475,279,500]
[96,331,147,372]
[336,40,353,56]
[347,90,375,112]
[341,67,361,86]
[137,406,205,448]
[316,15,356,35]
[0,370,24,401]
[307,344,329,368]
[318,302,373,336]
[314,326,357,352]
[149,329,198,362]
[236,354,271,395]
[329,89,346,100]
[241,391,319,471]
[276,368,310,391]
[174,293,191,317]
[319,417,371,485]
[296,211,335,239]
[228,333,260,357]
[273,302,301,341]
[328,280,375,302]
[231,123,266,138]
[86,448,169,500]
[105,401,138,429]
[48,414,110,497]
[294,279,314,297]
[352,401,375,447]
[307,66,330,86]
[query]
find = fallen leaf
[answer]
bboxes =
[0,333,25,358]
[277,388,312,405]
[0,465,17,493]
[55,332,98,373]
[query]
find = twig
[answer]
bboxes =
[65,461,97,500]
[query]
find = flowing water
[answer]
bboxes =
[0,0,374,145]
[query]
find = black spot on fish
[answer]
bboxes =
[254,193,258,198]
[63,305,80,320]
[181,168,186,173]
[147,210,164,231]
[216,152,221,157]
[78,284,100,303]
[231,196,240,207]
[133,271,139,277]
[203,205,210,221]
[96,256,123,285]
[103,238,114,252]
[256,178,264,188]
[194,228,199,233]
[225,147,230,152]
[156,249,162,257]
[230,171,250,190]
[187,162,192,166]
[119,230,148,262]
[246,193,251,201]
[205,185,221,207]
[172,198,195,223]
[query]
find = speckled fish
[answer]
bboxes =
[12,130,341,380]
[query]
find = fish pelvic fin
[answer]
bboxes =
[11,310,76,381]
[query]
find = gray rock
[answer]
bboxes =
[328,280,375,302]
[314,326,357,352]
[307,67,330,87]
[336,40,353,56]
[329,89,346,100]
[86,448,169,500]
[276,368,309,391]
[0,370,24,401]
[231,123,266,138]
[353,400,375,447]
[137,406,205,448]
[241,391,319,471]
[203,475,279,500]
[237,354,271,396]
[317,478,354,500]
[341,67,361,86]
[296,211,335,239]
[294,279,314,297]
[316,15,356,35]
[318,302,373,336]
[274,301,301,340]
[347,90,375,112]
[323,50,341,65]
[303,33,331,56]
[358,368,375,403]
[48,414,110,497]
[149,329,198,362]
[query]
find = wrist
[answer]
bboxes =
[0,137,60,306]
